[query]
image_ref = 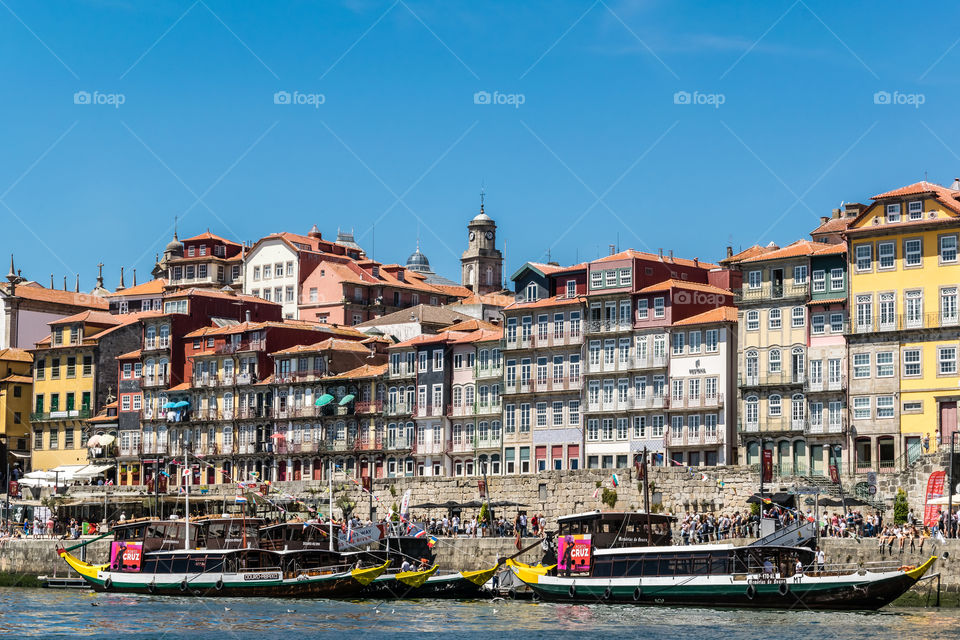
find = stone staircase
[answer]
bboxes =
[795,474,888,512]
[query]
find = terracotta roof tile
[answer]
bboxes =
[271,337,372,356]
[810,217,854,236]
[672,307,738,326]
[739,240,835,263]
[105,278,167,297]
[592,249,719,270]
[719,244,778,265]
[450,292,516,307]
[0,348,33,363]
[638,279,732,295]
[49,310,122,326]
[167,382,190,391]
[807,297,846,306]
[116,349,142,360]
[812,242,847,256]
[870,181,960,214]
[322,363,388,380]
[181,231,240,245]
[504,295,584,311]
[0,374,32,384]
[0,283,109,309]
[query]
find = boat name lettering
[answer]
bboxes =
[242,572,281,581]
[747,577,786,585]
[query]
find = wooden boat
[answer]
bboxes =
[356,563,498,599]
[509,511,937,610]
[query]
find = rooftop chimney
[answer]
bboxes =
[245,310,251,323]
[608,244,616,256]
[820,216,829,225]
[658,248,664,259]
[832,208,841,219]
[951,178,960,191]
[668,250,674,262]
[693,257,699,267]
[726,246,733,259]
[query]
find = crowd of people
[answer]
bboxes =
[421,512,547,538]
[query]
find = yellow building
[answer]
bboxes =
[0,347,34,473]
[30,311,139,471]
[846,180,960,463]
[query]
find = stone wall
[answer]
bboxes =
[0,537,111,578]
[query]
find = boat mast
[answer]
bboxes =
[328,458,334,552]
[184,449,190,550]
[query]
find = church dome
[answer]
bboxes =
[406,247,431,273]
[165,232,182,253]
[471,211,492,222]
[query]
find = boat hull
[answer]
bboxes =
[358,573,487,599]
[518,560,935,611]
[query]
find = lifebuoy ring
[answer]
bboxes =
[778,583,790,596]
[632,587,642,601]
[104,577,113,591]
[179,580,189,593]
[602,587,612,600]
[215,578,224,592]
[148,582,156,594]
[745,584,756,600]
[508,587,517,600]
[568,584,577,598]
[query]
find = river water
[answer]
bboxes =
[2,588,958,638]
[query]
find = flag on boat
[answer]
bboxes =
[414,529,427,539]
[427,535,438,548]
[235,495,247,504]
[182,467,191,478]
[611,473,619,487]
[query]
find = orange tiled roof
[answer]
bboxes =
[813,242,847,256]
[739,240,835,263]
[168,382,190,391]
[323,363,389,380]
[181,230,240,245]
[672,307,738,326]
[165,288,271,305]
[106,279,167,297]
[271,337,371,356]
[592,249,719,270]
[807,297,846,306]
[870,181,960,214]
[638,279,732,296]
[183,320,362,339]
[117,349,142,360]
[0,374,32,384]
[448,327,503,344]
[720,244,778,265]
[504,295,584,311]
[0,348,33,363]
[811,217,854,236]
[1,283,109,309]
[451,292,516,307]
[49,310,122,326]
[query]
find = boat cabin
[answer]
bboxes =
[259,522,332,552]
[112,519,204,553]
[557,511,675,549]
[201,517,263,550]
[589,545,816,579]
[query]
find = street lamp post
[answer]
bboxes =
[949,431,957,539]
[1,435,9,532]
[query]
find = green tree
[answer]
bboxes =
[893,488,909,525]
[601,488,618,509]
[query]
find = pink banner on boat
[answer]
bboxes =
[110,541,143,572]
[558,534,592,573]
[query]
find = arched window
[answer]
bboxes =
[768,394,782,417]
[745,395,758,425]
[464,385,475,407]
[525,282,538,302]
[768,348,781,373]
[745,350,758,383]
[453,386,462,407]
[746,310,760,330]
[791,393,805,425]
[486,266,494,286]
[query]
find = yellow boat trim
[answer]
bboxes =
[506,558,555,585]
[352,560,390,586]
[58,549,108,582]
[905,555,937,580]
[505,558,554,575]
[459,565,497,586]
[397,564,437,587]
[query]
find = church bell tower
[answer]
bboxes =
[460,197,503,294]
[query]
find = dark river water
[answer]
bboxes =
[2,588,958,638]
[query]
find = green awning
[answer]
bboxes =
[315,394,334,407]
[338,394,356,406]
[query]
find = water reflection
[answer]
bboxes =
[1,588,958,639]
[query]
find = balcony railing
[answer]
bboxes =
[852,312,960,334]
[384,402,416,416]
[384,437,414,451]
[805,376,846,392]
[668,393,725,410]
[585,319,633,334]
[214,341,265,354]
[354,400,383,414]
[586,396,668,412]
[144,337,170,351]
[735,282,809,303]
[236,406,272,419]
[585,355,667,374]
[664,429,724,447]
[738,372,805,387]
[804,415,847,435]
[142,373,171,388]
[31,408,92,421]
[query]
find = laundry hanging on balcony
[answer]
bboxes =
[338,394,355,406]
[315,394,334,407]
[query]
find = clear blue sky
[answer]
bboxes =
[2,0,959,290]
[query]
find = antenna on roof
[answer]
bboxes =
[480,180,486,214]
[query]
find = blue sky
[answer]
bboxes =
[2,0,960,290]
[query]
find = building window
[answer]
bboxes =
[829,313,844,333]
[748,271,761,289]
[878,242,895,269]
[938,346,957,375]
[877,396,894,419]
[853,353,870,379]
[885,202,901,222]
[590,271,602,289]
[812,270,825,292]
[309,287,318,302]
[768,394,781,417]
[566,280,576,298]
[285,286,294,302]
[829,268,843,290]
[792,306,805,328]
[876,352,894,377]
[688,331,701,354]
[768,308,781,330]
[853,397,871,420]
[637,299,648,319]
[263,264,271,279]
[908,200,923,219]
[525,282,538,302]
[904,238,922,267]
[654,297,665,318]
[793,265,807,284]
[811,314,825,335]
[672,332,684,355]
[855,245,872,272]
[705,329,719,352]
[903,349,921,377]
[746,310,759,331]
[940,235,958,263]
[768,349,781,373]
[942,287,959,326]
